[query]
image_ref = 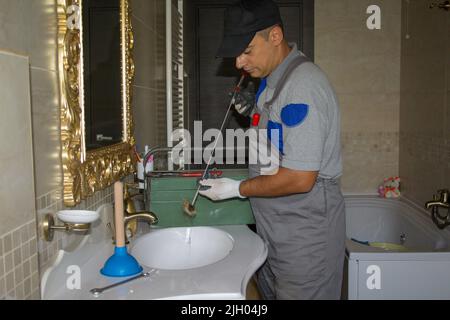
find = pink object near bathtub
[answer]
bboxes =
[378,176,401,198]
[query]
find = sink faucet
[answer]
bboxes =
[123,182,145,237]
[425,189,450,229]
[110,211,158,245]
[124,212,158,233]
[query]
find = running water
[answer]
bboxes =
[185,227,192,244]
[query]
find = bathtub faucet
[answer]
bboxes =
[425,189,450,229]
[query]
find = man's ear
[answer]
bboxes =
[269,25,284,46]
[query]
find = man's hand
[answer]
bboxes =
[198,178,246,201]
[231,82,255,116]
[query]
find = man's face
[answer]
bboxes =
[235,33,275,79]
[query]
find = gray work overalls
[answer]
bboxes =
[249,55,346,300]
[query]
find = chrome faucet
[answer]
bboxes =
[425,189,450,229]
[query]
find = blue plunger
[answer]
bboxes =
[101,182,143,277]
[101,246,143,277]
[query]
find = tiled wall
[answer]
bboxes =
[0,50,39,300]
[399,0,450,205]
[315,0,402,194]
[0,221,39,300]
[341,132,399,192]
[0,0,69,300]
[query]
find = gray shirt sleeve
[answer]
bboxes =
[275,72,328,172]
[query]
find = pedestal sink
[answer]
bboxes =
[131,227,234,270]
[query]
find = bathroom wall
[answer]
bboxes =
[0,50,39,300]
[0,0,167,299]
[0,0,58,300]
[399,0,450,206]
[315,0,402,194]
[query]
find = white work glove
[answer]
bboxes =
[198,178,246,201]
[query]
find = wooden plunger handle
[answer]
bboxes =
[114,181,125,247]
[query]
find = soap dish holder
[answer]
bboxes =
[43,210,100,242]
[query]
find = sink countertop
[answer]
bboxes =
[42,224,267,300]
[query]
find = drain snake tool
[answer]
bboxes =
[183,74,247,217]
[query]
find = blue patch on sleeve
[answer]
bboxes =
[267,120,284,155]
[256,78,267,105]
[281,104,309,127]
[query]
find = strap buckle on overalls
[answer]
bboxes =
[316,176,339,185]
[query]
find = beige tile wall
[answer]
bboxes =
[0,0,60,299]
[399,0,450,206]
[0,221,39,300]
[0,51,39,300]
[315,0,402,194]
[0,0,66,300]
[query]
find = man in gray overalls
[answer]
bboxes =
[199,0,346,300]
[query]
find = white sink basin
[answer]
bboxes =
[131,227,234,270]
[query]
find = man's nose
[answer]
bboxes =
[235,55,245,69]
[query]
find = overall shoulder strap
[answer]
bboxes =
[264,55,310,108]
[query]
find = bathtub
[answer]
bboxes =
[344,195,450,300]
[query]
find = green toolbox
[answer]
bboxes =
[146,169,255,227]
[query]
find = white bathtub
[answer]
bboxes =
[344,195,450,300]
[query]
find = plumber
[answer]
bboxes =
[199,0,346,300]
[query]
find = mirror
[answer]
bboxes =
[57,0,136,206]
[83,0,122,150]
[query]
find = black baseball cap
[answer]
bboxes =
[216,0,283,58]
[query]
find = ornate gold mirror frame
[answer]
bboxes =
[57,0,136,207]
